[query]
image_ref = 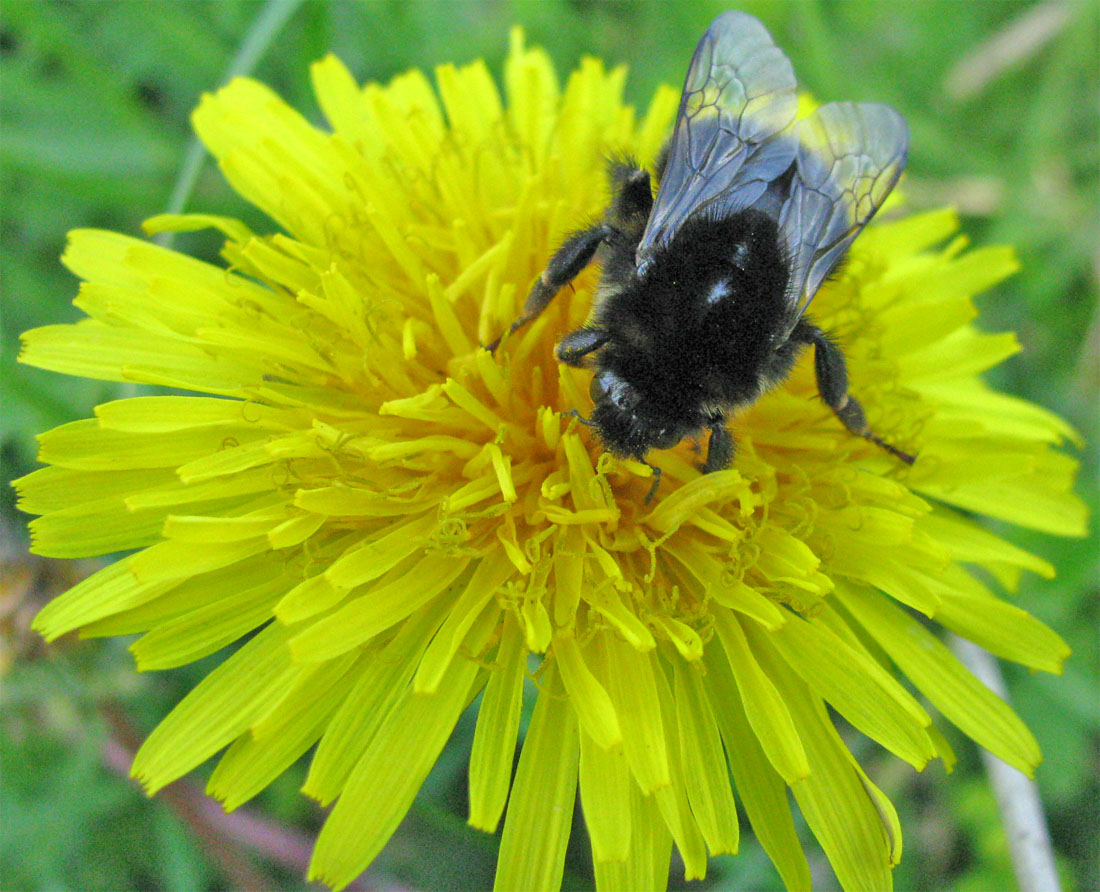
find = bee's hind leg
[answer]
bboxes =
[794,321,915,464]
[486,224,614,353]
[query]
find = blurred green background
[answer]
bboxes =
[1,1,1096,890]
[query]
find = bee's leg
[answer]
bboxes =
[556,326,610,368]
[795,322,916,464]
[642,460,663,504]
[607,161,653,223]
[487,224,615,352]
[701,420,735,473]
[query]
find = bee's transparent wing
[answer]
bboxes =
[636,11,798,269]
[778,101,909,337]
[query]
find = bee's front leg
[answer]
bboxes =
[487,224,615,352]
[793,321,915,464]
[701,420,735,473]
[556,326,610,367]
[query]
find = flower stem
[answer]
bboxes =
[100,701,276,890]
[99,700,396,892]
[948,634,1062,892]
[155,0,307,249]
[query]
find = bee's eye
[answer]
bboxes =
[590,370,638,411]
[589,373,608,404]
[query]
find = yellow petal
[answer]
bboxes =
[28,496,164,559]
[288,554,470,661]
[323,511,440,589]
[435,59,504,144]
[302,602,449,805]
[702,644,811,892]
[592,781,672,892]
[94,395,296,433]
[142,211,254,244]
[600,633,670,793]
[132,622,299,794]
[79,556,280,638]
[309,657,485,890]
[837,583,1041,775]
[161,507,289,544]
[414,552,514,693]
[650,658,708,880]
[33,556,173,639]
[128,537,270,584]
[711,609,809,784]
[14,466,172,514]
[579,733,632,863]
[920,508,1055,579]
[767,613,936,769]
[913,450,1087,537]
[934,570,1070,674]
[748,626,896,892]
[555,632,622,750]
[673,661,740,856]
[468,621,526,832]
[131,571,287,670]
[208,653,359,811]
[494,663,579,892]
[36,418,262,471]
[503,27,559,167]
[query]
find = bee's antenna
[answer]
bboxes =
[561,408,597,428]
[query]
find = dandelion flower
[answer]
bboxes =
[19,30,1086,892]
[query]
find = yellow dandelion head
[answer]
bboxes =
[18,28,1086,892]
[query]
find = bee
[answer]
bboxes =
[491,10,915,496]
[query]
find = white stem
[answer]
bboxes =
[948,634,1062,892]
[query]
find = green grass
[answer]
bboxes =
[2,1,1096,890]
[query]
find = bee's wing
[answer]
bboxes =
[636,11,798,268]
[777,101,909,338]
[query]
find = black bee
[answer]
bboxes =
[491,10,915,494]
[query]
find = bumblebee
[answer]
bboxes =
[492,10,915,493]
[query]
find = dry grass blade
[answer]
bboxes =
[944,1,1072,102]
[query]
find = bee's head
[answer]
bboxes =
[588,368,689,459]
